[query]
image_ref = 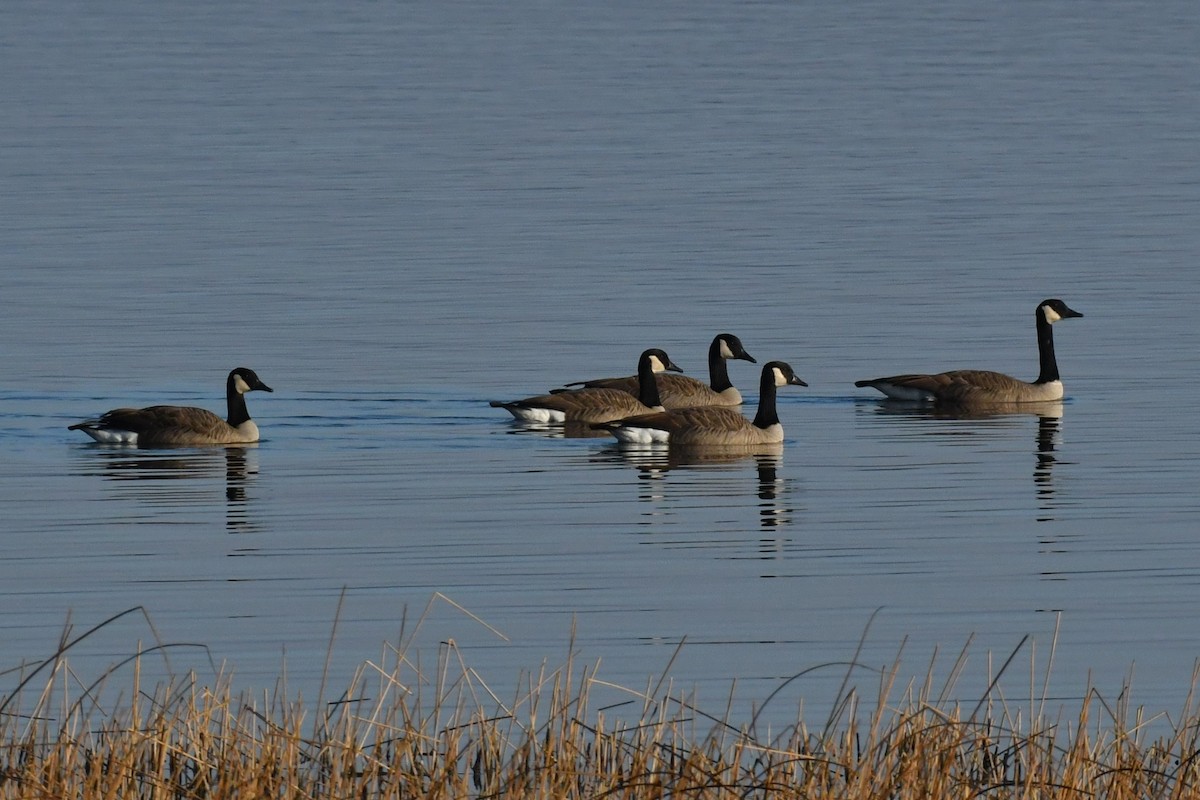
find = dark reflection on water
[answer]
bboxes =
[593,444,797,533]
[222,448,261,533]
[754,457,792,531]
[601,443,785,470]
[499,420,612,439]
[864,398,1064,422]
[1033,413,1063,520]
[858,399,1066,518]
[70,445,260,533]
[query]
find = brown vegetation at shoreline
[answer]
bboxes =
[2,604,1199,799]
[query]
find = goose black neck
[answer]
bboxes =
[707,338,734,392]
[1034,310,1060,384]
[751,369,780,429]
[636,358,664,407]
[226,373,252,426]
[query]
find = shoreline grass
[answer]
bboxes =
[3,603,1199,798]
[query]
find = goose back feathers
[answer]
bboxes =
[69,367,274,447]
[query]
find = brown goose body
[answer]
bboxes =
[560,333,755,408]
[856,369,1066,405]
[855,299,1083,405]
[595,361,807,446]
[69,368,273,447]
[491,349,682,424]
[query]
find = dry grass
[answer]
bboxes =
[2,600,1200,799]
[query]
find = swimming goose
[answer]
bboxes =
[594,361,807,446]
[559,333,756,408]
[491,349,682,424]
[69,367,274,446]
[855,298,1083,405]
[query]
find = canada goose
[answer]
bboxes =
[559,333,756,408]
[69,367,274,446]
[491,348,682,424]
[594,361,807,446]
[855,299,1083,405]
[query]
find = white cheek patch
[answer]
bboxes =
[772,366,787,386]
[648,354,665,372]
[718,339,735,359]
[234,374,252,394]
[1043,305,1062,324]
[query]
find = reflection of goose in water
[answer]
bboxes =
[859,399,1066,512]
[71,446,261,531]
[74,447,230,483]
[222,447,261,532]
[855,299,1083,406]
[559,333,757,408]
[867,399,1064,422]
[1032,412,1063,516]
[69,368,273,446]
[605,442,784,470]
[753,457,793,530]
[490,349,682,424]
[598,444,795,530]
[499,420,613,439]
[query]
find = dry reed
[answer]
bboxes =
[2,600,1199,799]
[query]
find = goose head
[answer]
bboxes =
[231,367,274,394]
[766,361,808,388]
[1039,298,1084,324]
[641,349,683,375]
[716,333,757,364]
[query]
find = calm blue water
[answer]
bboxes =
[2,0,1199,726]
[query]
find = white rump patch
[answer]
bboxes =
[609,425,670,444]
[79,427,139,444]
[507,406,566,423]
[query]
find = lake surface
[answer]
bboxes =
[3,0,1199,728]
